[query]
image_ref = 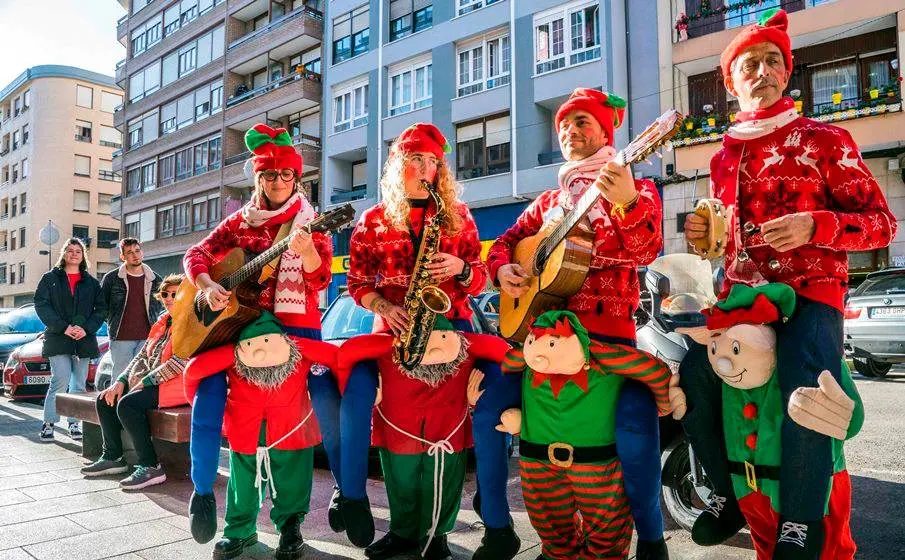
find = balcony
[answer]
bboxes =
[330,185,367,204]
[673,0,805,44]
[117,13,128,45]
[225,71,321,128]
[112,149,123,174]
[115,59,127,87]
[113,104,124,130]
[111,195,122,221]
[226,7,322,73]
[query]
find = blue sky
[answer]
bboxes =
[0,0,127,87]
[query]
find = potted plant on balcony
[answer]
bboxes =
[675,12,689,42]
[790,89,803,113]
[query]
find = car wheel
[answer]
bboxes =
[854,357,892,378]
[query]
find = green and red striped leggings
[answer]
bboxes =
[520,457,634,560]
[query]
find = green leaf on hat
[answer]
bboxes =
[758,7,780,26]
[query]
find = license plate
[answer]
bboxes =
[24,376,50,385]
[871,306,905,318]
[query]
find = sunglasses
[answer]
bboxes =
[261,169,297,182]
[160,291,178,299]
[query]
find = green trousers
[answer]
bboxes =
[224,446,314,539]
[379,448,467,543]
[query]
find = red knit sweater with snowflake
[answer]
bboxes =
[486,179,663,340]
[712,97,897,312]
[183,201,333,329]
[347,199,488,333]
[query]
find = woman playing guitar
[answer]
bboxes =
[180,124,338,546]
[337,123,520,560]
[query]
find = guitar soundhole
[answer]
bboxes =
[193,295,222,327]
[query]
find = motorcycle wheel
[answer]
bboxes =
[661,438,711,532]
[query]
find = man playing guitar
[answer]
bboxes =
[486,88,668,560]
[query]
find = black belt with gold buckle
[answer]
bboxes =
[519,439,617,468]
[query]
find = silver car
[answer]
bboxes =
[843,268,905,378]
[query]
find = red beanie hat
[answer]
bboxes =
[244,124,303,176]
[554,88,627,147]
[394,123,451,160]
[720,9,793,78]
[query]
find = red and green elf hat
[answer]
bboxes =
[394,123,452,160]
[244,124,303,175]
[554,88,627,147]
[531,310,591,362]
[720,8,793,78]
[704,283,796,331]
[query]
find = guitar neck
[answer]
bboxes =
[221,234,295,290]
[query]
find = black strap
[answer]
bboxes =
[728,460,781,481]
[519,439,617,464]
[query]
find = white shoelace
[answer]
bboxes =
[777,521,809,547]
[254,409,314,505]
[705,495,727,517]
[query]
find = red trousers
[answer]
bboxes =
[738,470,856,560]
[519,457,633,560]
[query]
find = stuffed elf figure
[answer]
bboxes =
[679,284,863,559]
[183,312,338,560]
[335,317,509,560]
[496,310,672,560]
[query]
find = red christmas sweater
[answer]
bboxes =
[183,197,333,329]
[486,179,663,340]
[712,97,897,311]
[347,200,488,332]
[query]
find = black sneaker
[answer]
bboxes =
[40,423,54,442]
[81,457,130,477]
[68,422,82,440]
[342,496,375,548]
[120,464,167,490]
[189,492,218,544]
[472,524,520,560]
[364,532,418,560]
[328,486,345,533]
[423,534,452,560]
[691,494,747,546]
[636,537,669,560]
[213,534,258,560]
[773,518,823,560]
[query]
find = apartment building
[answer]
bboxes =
[657,0,905,277]
[321,0,663,300]
[0,66,123,307]
[112,0,325,275]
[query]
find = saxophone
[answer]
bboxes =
[393,181,452,369]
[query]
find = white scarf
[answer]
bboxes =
[725,106,799,141]
[555,145,617,222]
[242,192,317,316]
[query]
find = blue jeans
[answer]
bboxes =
[109,340,144,379]
[44,355,89,424]
[590,334,664,542]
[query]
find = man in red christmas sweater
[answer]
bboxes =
[486,88,668,559]
[679,9,897,559]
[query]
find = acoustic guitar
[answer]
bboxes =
[499,110,683,342]
[171,204,356,359]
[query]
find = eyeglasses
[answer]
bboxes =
[160,291,178,299]
[408,154,441,169]
[261,169,297,182]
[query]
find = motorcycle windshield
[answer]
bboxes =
[648,254,717,320]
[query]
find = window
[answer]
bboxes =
[125,213,141,240]
[162,25,223,85]
[19,193,26,214]
[99,159,117,181]
[75,155,91,177]
[192,197,208,231]
[98,227,119,249]
[456,113,510,180]
[19,228,25,248]
[20,159,27,180]
[127,167,141,195]
[130,14,162,56]
[18,263,24,284]
[129,60,161,102]
[0,265,6,284]
[389,1,431,41]
[76,85,93,108]
[9,269,14,285]
[178,44,197,75]
[389,58,431,116]
[181,0,199,25]
[174,201,191,234]
[175,147,193,180]
[74,190,91,212]
[333,81,369,132]
[22,90,30,110]
[21,125,28,145]
[142,161,157,192]
[10,197,16,217]
[160,154,176,185]
[98,194,113,215]
[9,232,15,252]
[177,92,194,128]
[73,225,90,244]
[811,60,859,112]
[208,137,222,169]
[534,2,600,75]
[12,130,19,151]
[333,5,369,64]
[193,141,209,174]
[13,97,21,117]
[457,33,510,96]
[457,0,500,16]
[101,91,123,113]
[211,80,223,113]
[11,164,17,183]
[208,195,221,224]
[100,125,122,148]
[726,0,780,28]
[158,206,174,237]
[76,120,92,142]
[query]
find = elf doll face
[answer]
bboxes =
[237,333,293,368]
[524,332,586,376]
[420,329,462,366]
[685,324,776,390]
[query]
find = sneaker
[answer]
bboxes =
[68,422,82,440]
[120,464,167,490]
[81,457,130,477]
[40,423,54,442]
[773,518,823,560]
[690,494,747,546]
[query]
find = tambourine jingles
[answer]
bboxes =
[688,198,728,259]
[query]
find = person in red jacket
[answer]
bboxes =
[340,123,521,560]
[184,312,338,560]
[679,10,897,559]
[180,124,337,547]
[486,88,668,560]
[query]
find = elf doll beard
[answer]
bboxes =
[400,334,470,387]
[233,337,302,390]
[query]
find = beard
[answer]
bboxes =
[233,335,302,390]
[400,334,470,387]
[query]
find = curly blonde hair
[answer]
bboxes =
[379,146,464,235]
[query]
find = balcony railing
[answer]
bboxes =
[226,69,321,108]
[100,141,123,148]
[228,6,322,51]
[674,0,806,43]
[112,149,123,158]
[99,170,121,181]
[117,13,128,26]
[330,185,367,204]
[115,59,126,69]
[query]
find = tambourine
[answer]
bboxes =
[689,198,728,259]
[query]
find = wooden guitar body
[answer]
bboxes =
[171,247,264,359]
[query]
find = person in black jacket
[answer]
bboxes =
[34,238,106,442]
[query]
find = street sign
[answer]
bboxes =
[39,221,60,246]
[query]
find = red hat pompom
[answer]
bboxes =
[554,88,627,147]
[394,123,451,160]
[720,8,793,78]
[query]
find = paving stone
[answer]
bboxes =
[0,547,39,560]
[95,488,150,505]
[0,492,119,527]
[0,457,85,478]
[22,519,189,560]
[67,500,175,531]
[0,489,33,508]
[19,477,120,501]
[0,456,25,467]
[0,472,64,492]
[0,515,88,550]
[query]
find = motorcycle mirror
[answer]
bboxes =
[713,266,725,295]
[657,276,671,299]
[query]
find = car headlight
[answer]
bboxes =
[5,355,18,370]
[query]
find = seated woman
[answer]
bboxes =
[80,274,187,490]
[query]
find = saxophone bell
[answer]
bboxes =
[419,285,451,314]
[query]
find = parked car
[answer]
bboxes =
[843,267,905,378]
[3,320,109,399]
[473,291,500,334]
[93,350,114,391]
[0,305,48,382]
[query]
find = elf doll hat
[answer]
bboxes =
[244,124,303,176]
[703,283,796,331]
[554,88,627,147]
[531,310,592,363]
[394,123,452,160]
[720,8,793,78]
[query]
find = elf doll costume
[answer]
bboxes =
[335,317,511,560]
[182,124,339,544]
[680,284,863,559]
[496,311,672,560]
[677,9,896,558]
[486,89,668,559]
[183,312,339,560]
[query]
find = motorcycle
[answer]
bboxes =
[636,253,721,531]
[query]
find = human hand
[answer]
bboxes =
[101,381,125,406]
[761,212,816,252]
[373,298,409,336]
[203,281,232,311]
[425,253,464,283]
[594,161,638,207]
[497,264,530,298]
[289,226,316,256]
[467,369,485,407]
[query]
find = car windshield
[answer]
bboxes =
[0,307,45,334]
[321,295,374,340]
[853,273,905,296]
